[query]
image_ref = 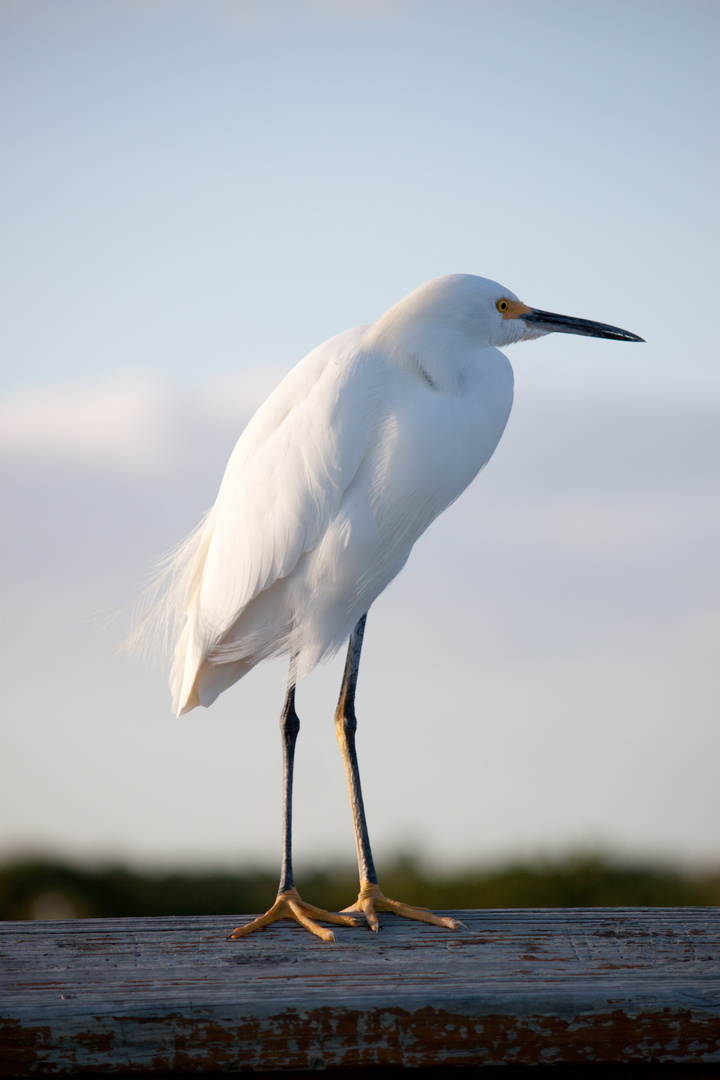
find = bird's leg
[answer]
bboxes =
[277,683,300,896]
[336,614,459,933]
[334,615,378,889]
[229,676,358,942]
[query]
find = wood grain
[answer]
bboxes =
[1,908,719,1074]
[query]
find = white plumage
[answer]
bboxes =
[155,274,519,713]
[129,272,643,720]
[127,272,642,940]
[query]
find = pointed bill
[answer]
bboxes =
[523,309,644,342]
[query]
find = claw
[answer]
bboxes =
[345,881,460,931]
[229,888,357,942]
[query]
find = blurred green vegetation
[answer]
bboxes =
[1,854,718,921]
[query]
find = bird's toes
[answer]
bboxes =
[301,902,358,927]
[228,919,263,939]
[361,901,380,932]
[340,895,381,930]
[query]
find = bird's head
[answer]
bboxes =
[489,286,645,348]
[369,273,644,360]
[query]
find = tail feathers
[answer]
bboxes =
[170,617,203,715]
[119,512,213,670]
[122,510,267,715]
[171,616,254,714]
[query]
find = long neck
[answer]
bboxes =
[364,315,482,393]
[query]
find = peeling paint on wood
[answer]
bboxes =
[1,908,719,1074]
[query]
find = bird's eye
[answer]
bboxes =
[496,299,509,312]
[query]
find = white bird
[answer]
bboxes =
[131,273,642,940]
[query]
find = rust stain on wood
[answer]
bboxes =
[4,1004,720,1074]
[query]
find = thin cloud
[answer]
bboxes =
[0,375,177,478]
[0,367,287,479]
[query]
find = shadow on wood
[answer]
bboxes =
[1,908,719,1075]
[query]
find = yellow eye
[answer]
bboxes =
[496,299,509,312]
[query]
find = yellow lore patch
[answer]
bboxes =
[497,298,533,319]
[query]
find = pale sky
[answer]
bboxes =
[1,0,718,877]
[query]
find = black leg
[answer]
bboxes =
[278,681,300,895]
[229,665,358,941]
[334,614,378,888]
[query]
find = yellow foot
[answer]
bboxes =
[342,880,460,933]
[228,888,358,943]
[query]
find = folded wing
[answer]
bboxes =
[165,326,374,712]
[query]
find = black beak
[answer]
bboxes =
[523,309,644,343]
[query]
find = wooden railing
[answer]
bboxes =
[1,908,719,1074]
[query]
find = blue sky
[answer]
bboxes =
[1,0,718,875]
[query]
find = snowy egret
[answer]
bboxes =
[130,274,642,940]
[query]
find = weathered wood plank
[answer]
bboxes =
[1,908,719,1074]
